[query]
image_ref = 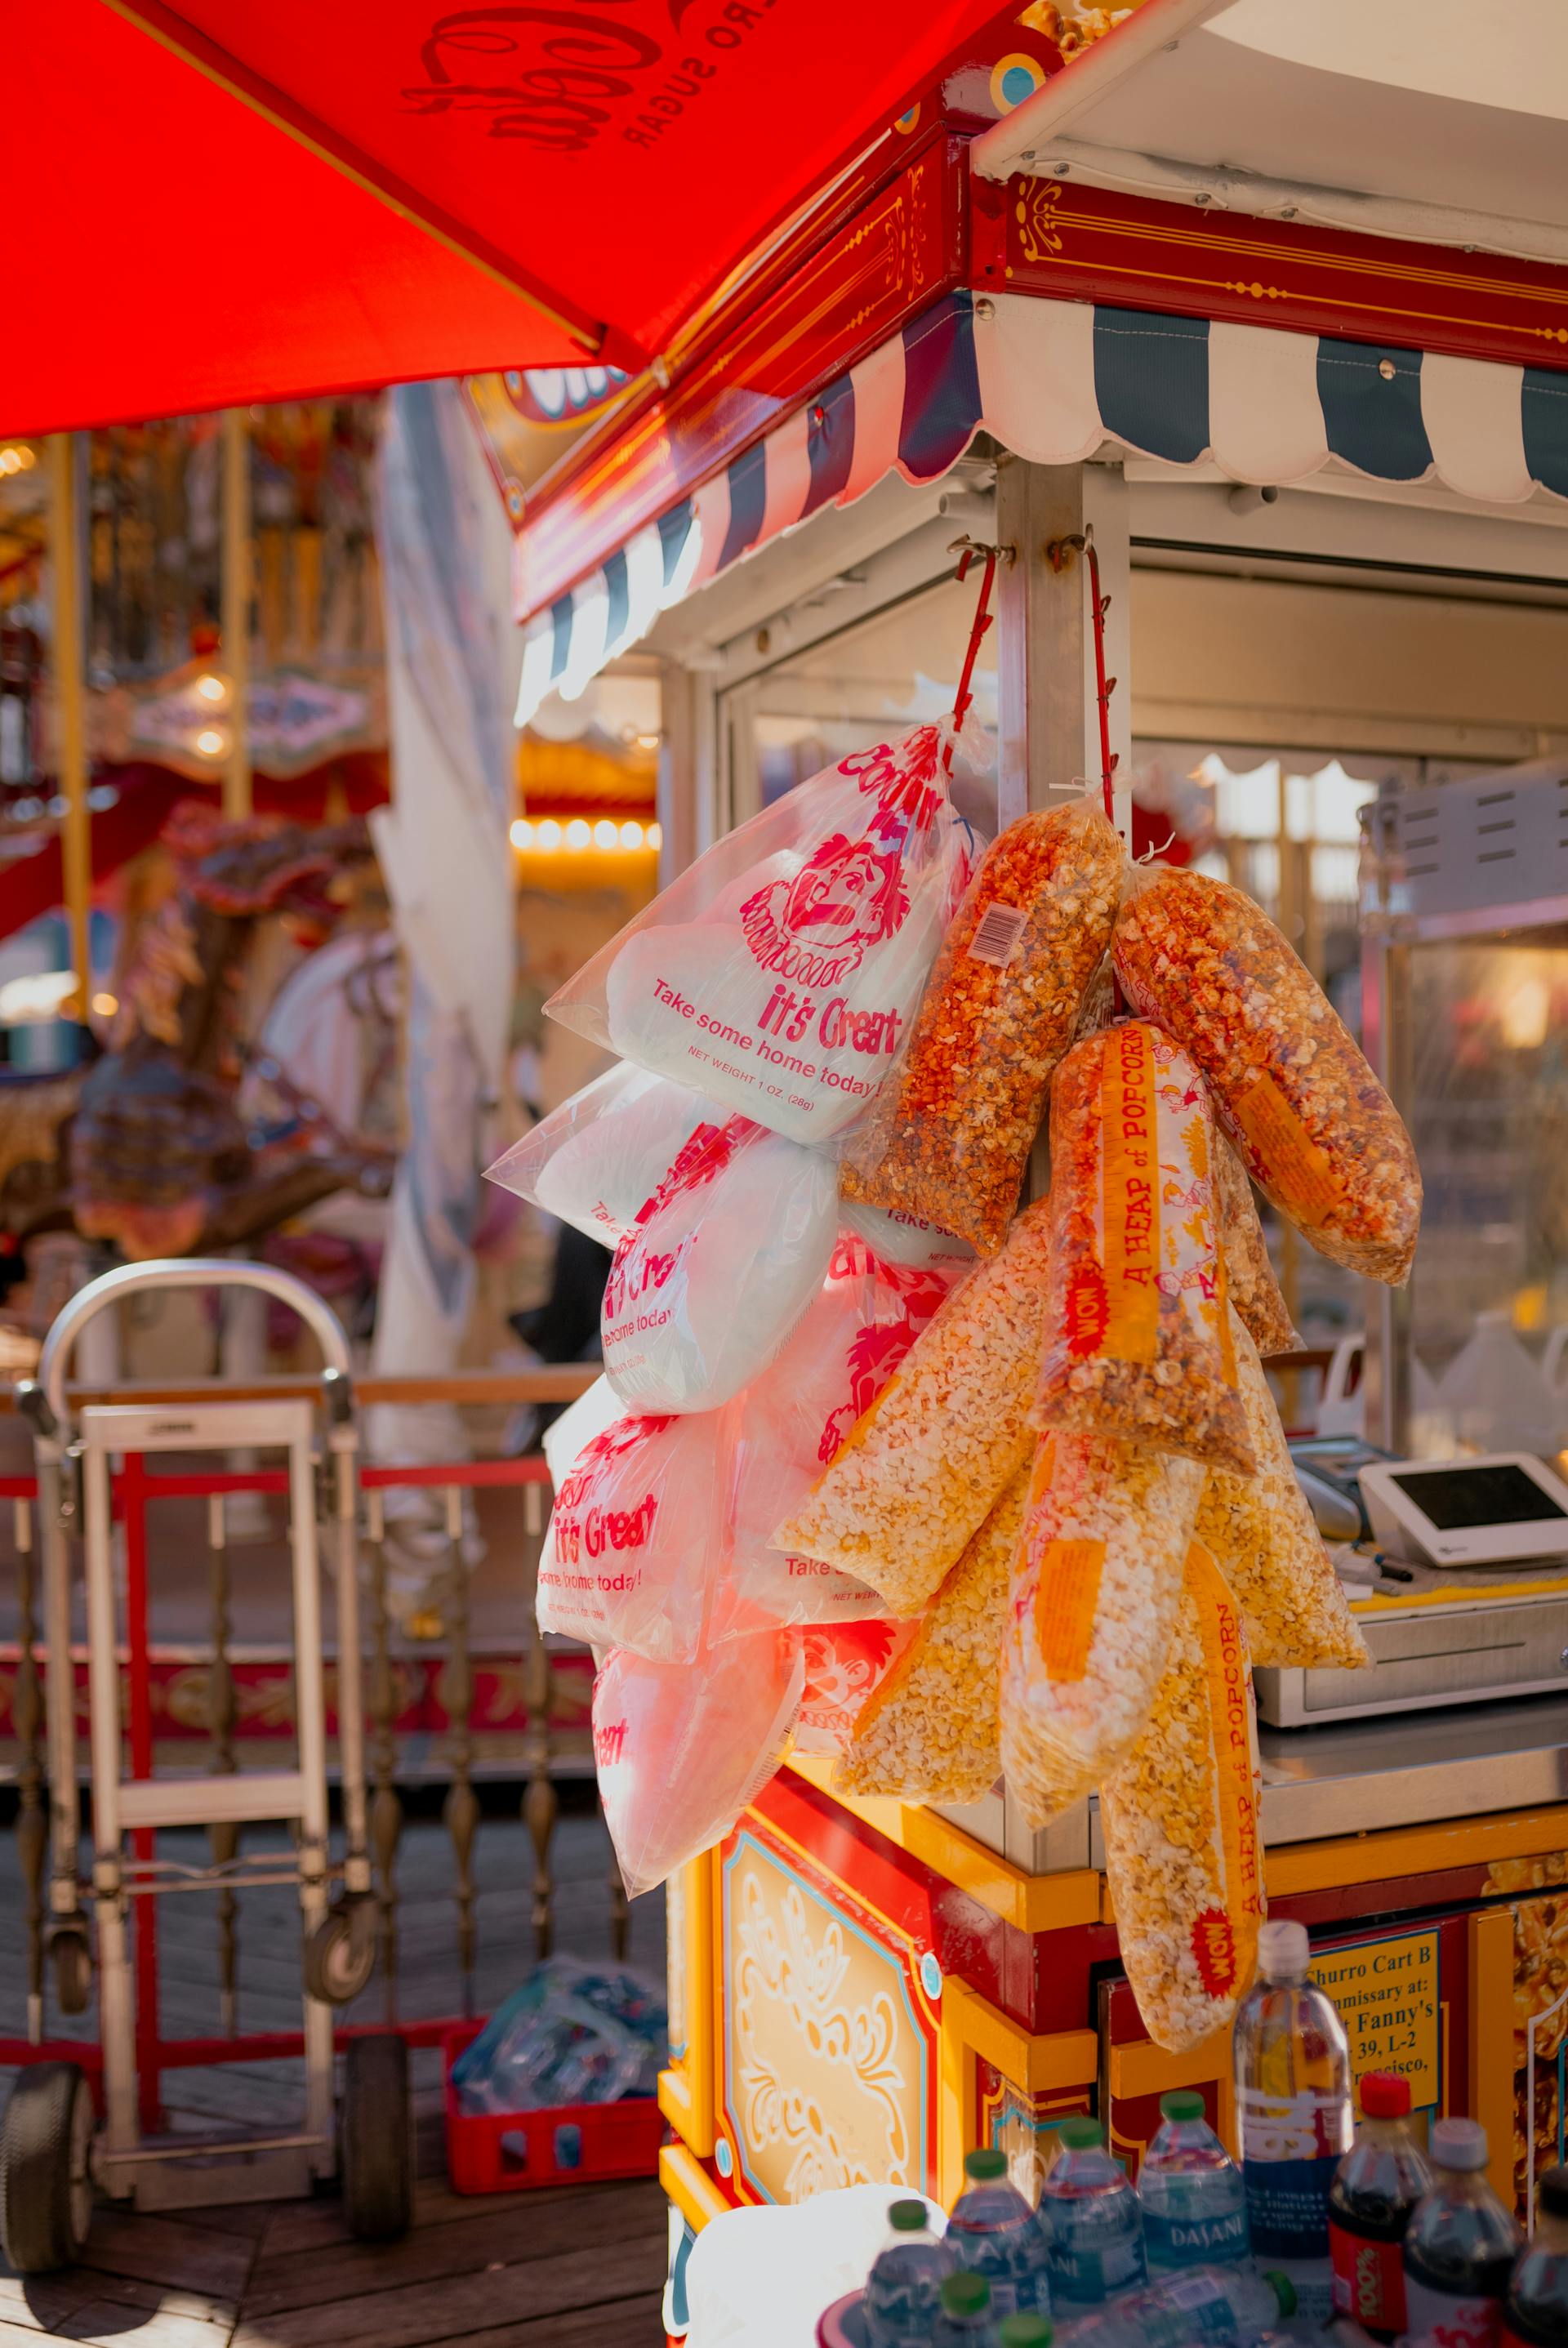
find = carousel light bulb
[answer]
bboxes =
[91,991,118,1018]
[619,821,644,850]
[537,818,563,852]
[510,818,534,850]
[194,726,226,758]
[648,822,663,852]
[593,819,618,850]
[194,672,227,705]
[565,818,591,850]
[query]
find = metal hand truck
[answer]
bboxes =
[1,1259,413,2270]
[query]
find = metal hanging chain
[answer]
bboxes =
[945,534,1010,771]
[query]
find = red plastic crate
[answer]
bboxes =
[443,2023,666,2194]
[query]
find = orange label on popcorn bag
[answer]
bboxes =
[1187,1538,1263,2001]
[1233,1071,1342,1227]
[1033,1536,1107,1683]
[1098,1020,1160,1365]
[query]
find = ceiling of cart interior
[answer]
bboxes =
[973,0,1568,265]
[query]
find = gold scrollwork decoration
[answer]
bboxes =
[1016,179,1067,265]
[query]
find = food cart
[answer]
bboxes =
[476,0,1568,2323]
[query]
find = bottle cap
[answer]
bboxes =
[1257,1918,1310,1980]
[1540,2165,1568,2218]
[1263,2271,1298,2319]
[1058,2118,1103,2150]
[889,2199,930,2232]
[1432,2118,1489,2172]
[964,2149,1008,2181]
[1360,2072,1412,2120]
[998,2321,1054,2348]
[942,2273,990,2317]
[1159,2090,1205,2123]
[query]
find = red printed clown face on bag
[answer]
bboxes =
[549,724,978,1146]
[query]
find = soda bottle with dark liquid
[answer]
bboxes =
[1403,2118,1522,2347]
[1503,2163,1568,2346]
[1327,2070,1432,2341]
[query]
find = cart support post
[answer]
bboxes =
[221,408,252,822]
[47,433,91,1009]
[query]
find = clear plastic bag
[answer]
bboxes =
[835,1468,1027,1802]
[1098,1539,1265,2053]
[537,1410,723,1661]
[792,1620,916,1756]
[1212,1136,1299,1361]
[1034,1022,1255,1475]
[774,1197,1053,1615]
[1112,866,1421,1285]
[594,1631,803,1899]
[450,1957,666,2113]
[1000,1432,1205,1831]
[1196,1309,1370,1671]
[838,1196,977,1272]
[602,1114,837,1414]
[483,1062,717,1247]
[840,799,1123,1253]
[546,727,977,1147]
[724,1234,962,1631]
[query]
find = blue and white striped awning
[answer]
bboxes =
[514,288,1568,727]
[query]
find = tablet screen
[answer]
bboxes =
[1389,1463,1567,1531]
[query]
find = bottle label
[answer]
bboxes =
[1402,2276,1505,2346]
[1144,2204,1249,2268]
[1241,2086,1347,2261]
[1330,2218,1407,2333]
[1047,2228,1147,2306]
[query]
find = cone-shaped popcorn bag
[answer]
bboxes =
[1112,865,1421,1285]
[840,799,1123,1254]
[723,1234,963,1631]
[792,1620,917,1757]
[836,1468,1027,1802]
[774,1197,1053,1615]
[1034,1022,1255,1475]
[1098,1539,1265,2053]
[594,1633,803,1899]
[601,1114,837,1415]
[536,1410,725,1662]
[1000,1432,1205,1832]
[546,727,977,1147]
[483,1062,717,1248]
[1212,1135,1299,1361]
[1197,1308,1370,1672]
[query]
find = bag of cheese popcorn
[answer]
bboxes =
[602,1113,837,1415]
[835,1469,1027,1802]
[1000,1432,1205,1830]
[483,1062,717,1248]
[1098,1538,1265,2052]
[722,1233,962,1632]
[774,1197,1052,1616]
[792,1620,916,1756]
[1034,1022,1256,1476]
[1212,1135,1299,1360]
[595,1631,803,1899]
[1112,866,1420,1285]
[546,727,977,1147]
[840,798,1123,1254]
[1196,1308,1369,1672]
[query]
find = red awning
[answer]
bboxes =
[8,0,1004,436]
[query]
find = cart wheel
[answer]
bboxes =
[341,2035,412,2241]
[303,1905,374,2007]
[49,1926,92,2019]
[0,2063,94,2274]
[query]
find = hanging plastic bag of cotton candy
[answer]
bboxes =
[545,726,978,1147]
[601,1114,837,1415]
[720,1232,966,1633]
[536,1409,726,1662]
[791,1620,917,1757]
[594,1632,803,1899]
[1098,1539,1265,2053]
[483,1062,717,1249]
[1000,1432,1205,1830]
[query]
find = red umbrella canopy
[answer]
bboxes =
[10,0,1004,434]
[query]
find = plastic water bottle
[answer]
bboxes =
[996,2321,1052,2348]
[1138,2088,1249,2275]
[1403,2117,1522,2343]
[1038,2117,1147,2311]
[1232,1916,1352,2331]
[947,2149,1053,2320]
[932,2270,1000,2346]
[1326,2068,1431,2339]
[1503,2161,1568,2345]
[1031,2263,1294,2346]
[863,2198,956,2348]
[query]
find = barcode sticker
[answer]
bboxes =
[966,901,1029,967]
